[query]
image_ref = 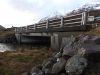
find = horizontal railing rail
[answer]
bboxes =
[15,12,84,33]
[15,10,100,33]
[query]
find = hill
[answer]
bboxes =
[0,25,6,30]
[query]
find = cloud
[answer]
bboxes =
[0,0,39,28]
[0,0,99,28]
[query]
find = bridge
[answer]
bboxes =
[15,9,100,50]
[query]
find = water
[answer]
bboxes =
[0,43,50,52]
[0,43,16,52]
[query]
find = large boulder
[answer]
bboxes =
[31,65,44,75]
[51,57,67,74]
[62,35,86,57]
[42,58,57,75]
[62,45,76,56]
[65,54,87,75]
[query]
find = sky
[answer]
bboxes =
[0,0,100,28]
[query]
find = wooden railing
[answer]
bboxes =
[15,10,100,33]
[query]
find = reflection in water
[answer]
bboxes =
[0,43,16,52]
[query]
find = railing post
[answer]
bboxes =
[60,17,64,28]
[81,12,86,26]
[46,20,49,29]
[25,26,27,31]
[15,28,17,32]
[34,24,36,30]
[81,12,86,30]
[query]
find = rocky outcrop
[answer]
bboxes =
[30,35,100,75]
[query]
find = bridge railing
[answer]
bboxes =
[15,12,87,33]
[64,13,83,27]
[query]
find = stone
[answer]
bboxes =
[84,35,100,44]
[31,65,44,75]
[51,57,67,74]
[54,52,62,58]
[65,54,87,75]
[42,58,57,75]
[62,35,86,57]
[62,45,76,56]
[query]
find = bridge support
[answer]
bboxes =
[51,34,60,51]
[50,32,82,51]
[15,33,22,44]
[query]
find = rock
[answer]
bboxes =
[31,65,44,75]
[54,52,62,58]
[62,45,76,56]
[95,37,100,44]
[84,35,100,44]
[51,57,67,74]
[65,54,87,75]
[62,35,85,57]
[42,58,57,75]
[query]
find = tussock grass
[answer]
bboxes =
[85,27,100,36]
[0,47,52,75]
[0,31,15,37]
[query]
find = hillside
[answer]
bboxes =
[0,25,6,30]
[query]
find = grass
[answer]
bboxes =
[0,47,53,75]
[85,27,100,36]
[0,31,15,37]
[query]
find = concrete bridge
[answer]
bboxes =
[15,9,100,51]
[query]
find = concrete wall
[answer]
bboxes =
[50,32,85,51]
[15,31,84,51]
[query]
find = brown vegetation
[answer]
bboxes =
[0,31,15,37]
[0,47,53,75]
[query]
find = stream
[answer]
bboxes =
[0,43,16,52]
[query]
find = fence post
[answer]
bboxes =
[81,12,86,30]
[60,17,64,28]
[46,20,49,29]
[81,12,86,25]
[34,24,36,30]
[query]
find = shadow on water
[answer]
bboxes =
[0,39,50,52]
[0,35,51,52]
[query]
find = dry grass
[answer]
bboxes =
[0,47,53,75]
[85,27,100,36]
[0,31,15,37]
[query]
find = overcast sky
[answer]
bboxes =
[0,0,99,28]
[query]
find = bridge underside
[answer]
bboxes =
[15,34,51,46]
[15,31,86,51]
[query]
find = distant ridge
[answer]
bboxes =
[0,25,6,30]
